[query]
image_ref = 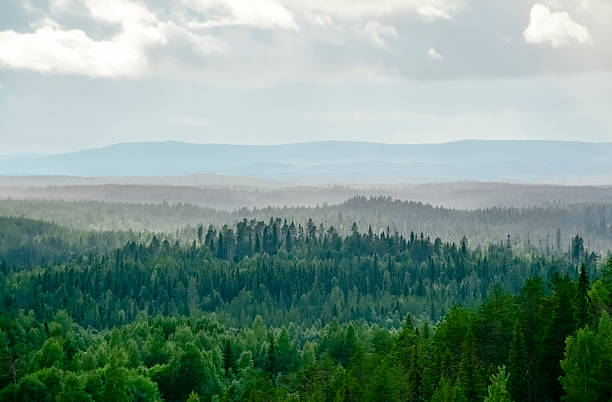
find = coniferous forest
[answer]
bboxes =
[1,208,611,401]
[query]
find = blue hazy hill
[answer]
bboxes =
[2,140,612,182]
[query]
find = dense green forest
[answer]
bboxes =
[0,216,141,267]
[1,214,612,401]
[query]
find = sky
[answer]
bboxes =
[0,0,611,154]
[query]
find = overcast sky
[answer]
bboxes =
[0,0,611,154]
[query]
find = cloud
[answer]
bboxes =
[417,5,453,21]
[0,0,223,77]
[0,0,609,84]
[0,0,465,81]
[184,0,461,30]
[291,0,464,21]
[0,23,150,77]
[363,22,398,46]
[428,47,443,60]
[523,4,592,47]
[183,0,298,30]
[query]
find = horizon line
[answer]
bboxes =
[3,138,612,157]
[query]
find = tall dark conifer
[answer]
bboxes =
[575,263,592,328]
[538,275,576,401]
[508,320,528,402]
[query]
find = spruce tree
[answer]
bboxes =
[508,320,528,402]
[265,333,278,377]
[575,263,592,328]
[459,330,485,401]
[538,275,576,400]
[484,365,511,402]
[197,225,203,245]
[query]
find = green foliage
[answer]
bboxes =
[484,365,512,402]
[0,217,583,331]
[575,263,593,328]
[538,275,576,400]
[507,320,527,402]
[560,314,612,401]
[0,214,611,401]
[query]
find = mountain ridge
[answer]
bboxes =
[3,140,612,182]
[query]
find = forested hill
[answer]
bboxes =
[1,196,611,251]
[1,214,612,401]
[0,216,141,267]
[0,214,599,329]
[3,140,612,182]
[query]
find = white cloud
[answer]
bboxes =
[288,0,464,21]
[417,5,453,21]
[183,0,461,31]
[1,0,608,84]
[84,0,155,24]
[0,0,223,77]
[0,0,465,81]
[0,24,150,77]
[363,22,398,46]
[428,47,443,60]
[183,0,298,30]
[578,0,612,15]
[523,4,591,47]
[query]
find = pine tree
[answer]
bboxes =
[223,339,234,375]
[484,365,511,402]
[459,330,485,401]
[508,320,528,402]
[575,263,592,328]
[216,232,225,260]
[570,235,584,262]
[538,275,576,400]
[430,376,455,402]
[520,278,543,402]
[265,333,278,377]
[197,225,204,245]
[186,391,202,402]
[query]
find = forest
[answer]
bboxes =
[1,195,612,251]
[1,211,611,401]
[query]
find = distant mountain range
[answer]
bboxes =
[2,140,612,183]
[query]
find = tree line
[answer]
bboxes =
[1,196,611,251]
[1,217,597,329]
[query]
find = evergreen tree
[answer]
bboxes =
[459,330,485,401]
[575,263,592,328]
[430,376,455,402]
[265,333,278,377]
[560,315,612,402]
[484,365,511,402]
[507,320,528,402]
[197,225,204,245]
[538,275,576,401]
[570,235,584,262]
[223,339,234,375]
